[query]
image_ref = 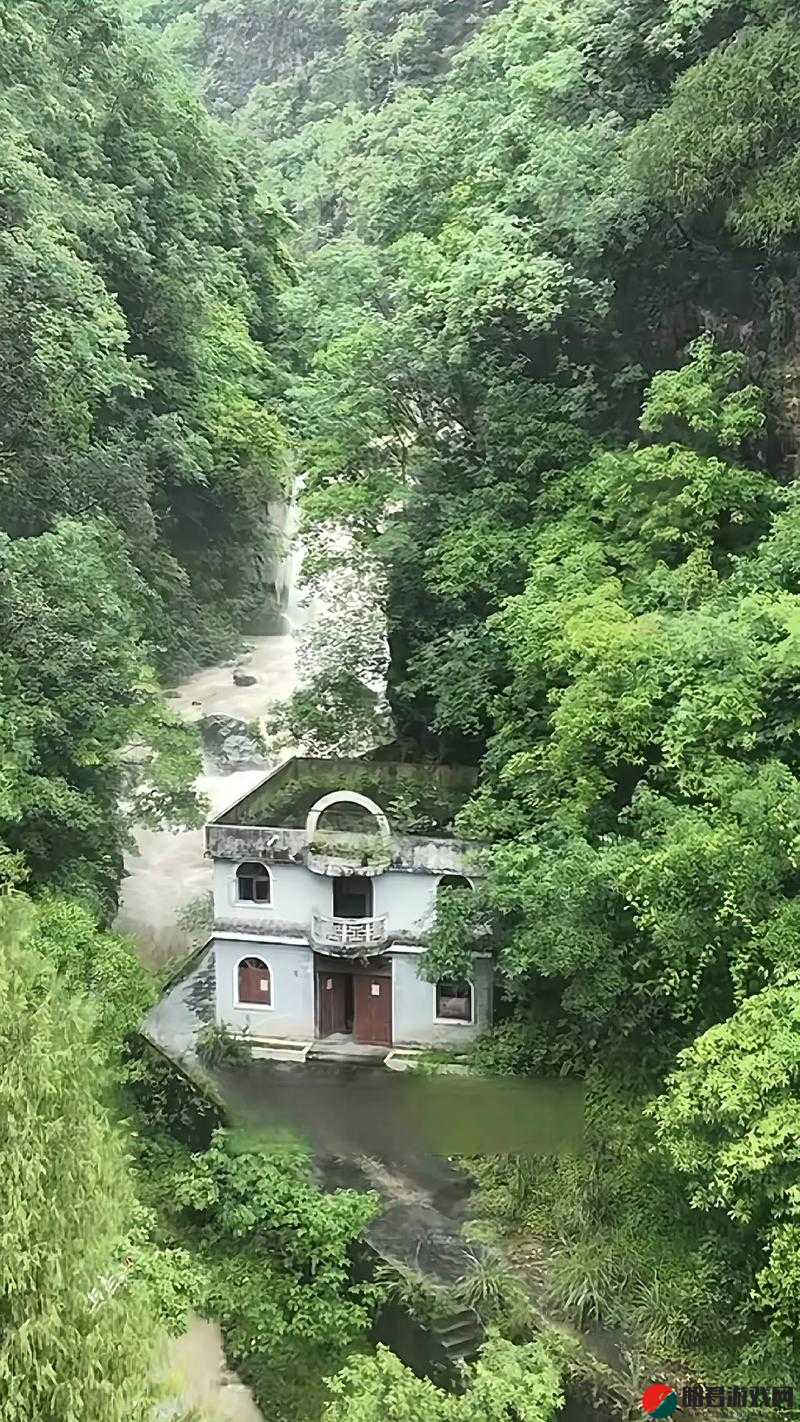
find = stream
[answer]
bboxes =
[117,537,309,970]
[119,527,310,1420]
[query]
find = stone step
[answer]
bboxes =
[249,1038,312,1063]
[384,1048,471,1074]
[383,1048,423,1072]
[433,1308,485,1359]
[434,1325,480,1348]
[307,1042,388,1064]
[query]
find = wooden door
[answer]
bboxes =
[354,973,392,1045]
[317,972,348,1038]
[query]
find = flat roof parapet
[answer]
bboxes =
[206,822,484,878]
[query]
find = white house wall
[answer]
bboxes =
[213,936,493,1046]
[391,952,492,1048]
[213,859,331,927]
[213,858,460,942]
[215,936,314,1039]
[374,871,437,939]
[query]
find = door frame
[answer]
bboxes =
[332,874,374,918]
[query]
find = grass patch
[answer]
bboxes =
[466,1072,761,1378]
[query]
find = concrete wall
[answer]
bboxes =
[214,936,314,1039]
[213,858,474,942]
[391,952,493,1048]
[374,871,437,939]
[207,822,484,878]
[213,858,331,927]
[214,935,493,1047]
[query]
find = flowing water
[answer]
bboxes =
[118,533,624,1419]
[120,523,311,1421]
[162,1317,265,1422]
[117,542,311,969]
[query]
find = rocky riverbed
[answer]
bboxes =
[117,588,313,969]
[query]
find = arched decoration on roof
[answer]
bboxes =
[305,791,391,842]
[437,873,473,894]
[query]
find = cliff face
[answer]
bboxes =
[150,0,510,110]
[200,0,345,108]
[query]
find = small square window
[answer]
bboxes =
[436,981,472,1023]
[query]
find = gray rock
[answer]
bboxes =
[198,715,267,771]
[233,671,258,687]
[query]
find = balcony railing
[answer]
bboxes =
[311,913,389,954]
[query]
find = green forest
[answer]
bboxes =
[3,0,800,1417]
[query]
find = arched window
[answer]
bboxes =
[435,980,473,1024]
[236,957,272,1008]
[236,861,271,904]
[437,874,472,895]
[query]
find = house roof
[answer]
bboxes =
[209,754,478,841]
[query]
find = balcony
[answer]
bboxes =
[311,913,389,955]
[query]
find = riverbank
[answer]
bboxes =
[117,587,315,969]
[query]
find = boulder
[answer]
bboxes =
[198,715,267,772]
[233,671,258,687]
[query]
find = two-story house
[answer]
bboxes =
[205,756,493,1053]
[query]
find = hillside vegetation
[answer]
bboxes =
[166,0,800,1391]
[4,0,800,1416]
[0,0,293,908]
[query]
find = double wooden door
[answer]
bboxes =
[315,958,392,1046]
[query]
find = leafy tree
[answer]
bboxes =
[131,0,800,1384]
[0,520,203,914]
[170,1130,381,1363]
[27,896,156,1073]
[265,564,392,755]
[0,0,290,675]
[323,1334,564,1422]
[652,983,800,1224]
[652,983,800,1344]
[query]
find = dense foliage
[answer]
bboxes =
[186,0,800,1388]
[0,896,159,1420]
[134,1126,384,1420]
[0,517,206,910]
[170,1130,379,1361]
[0,0,294,908]
[9,0,800,1408]
[28,895,156,1074]
[1,0,289,669]
[0,885,385,1419]
[323,1335,564,1422]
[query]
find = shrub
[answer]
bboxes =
[196,1022,251,1067]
